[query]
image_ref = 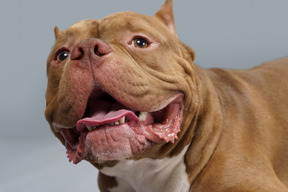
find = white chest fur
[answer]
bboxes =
[101,146,190,192]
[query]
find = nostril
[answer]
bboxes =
[78,49,85,59]
[94,45,105,57]
[71,39,112,61]
[71,47,85,60]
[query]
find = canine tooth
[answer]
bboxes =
[87,126,93,132]
[139,112,148,122]
[119,116,125,124]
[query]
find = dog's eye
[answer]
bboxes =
[132,38,149,48]
[56,50,69,63]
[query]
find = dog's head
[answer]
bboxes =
[45,0,198,165]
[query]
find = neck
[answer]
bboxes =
[182,64,224,184]
[100,145,190,192]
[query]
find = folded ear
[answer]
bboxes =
[154,0,176,35]
[54,26,61,40]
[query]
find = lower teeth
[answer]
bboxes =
[119,116,125,124]
[85,112,148,132]
[139,112,148,122]
[87,126,94,132]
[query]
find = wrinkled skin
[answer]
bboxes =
[45,0,288,191]
[45,1,197,164]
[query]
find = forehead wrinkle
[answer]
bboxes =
[99,12,151,31]
[99,12,166,41]
[53,19,99,50]
[67,19,99,39]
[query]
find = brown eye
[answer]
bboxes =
[132,38,149,48]
[56,50,69,63]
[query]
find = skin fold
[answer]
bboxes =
[45,0,288,191]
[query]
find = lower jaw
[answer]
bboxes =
[66,123,154,164]
[61,95,184,164]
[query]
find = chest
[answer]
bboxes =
[101,146,190,192]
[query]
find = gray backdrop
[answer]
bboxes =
[1,0,287,191]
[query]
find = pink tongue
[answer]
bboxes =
[76,100,139,132]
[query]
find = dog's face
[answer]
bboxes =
[45,0,197,165]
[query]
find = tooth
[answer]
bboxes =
[119,116,125,124]
[139,112,148,122]
[87,126,93,132]
[115,122,120,125]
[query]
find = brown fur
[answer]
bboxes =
[45,0,288,191]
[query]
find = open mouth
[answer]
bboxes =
[53,90,184,164]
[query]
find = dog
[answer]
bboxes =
[45,0,288,191]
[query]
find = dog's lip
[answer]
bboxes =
[77,93,183,140]
[52,93,183,133]
[52,123,71,131]
[52,93,184,164]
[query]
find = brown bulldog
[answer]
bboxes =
[45,0,288,191]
